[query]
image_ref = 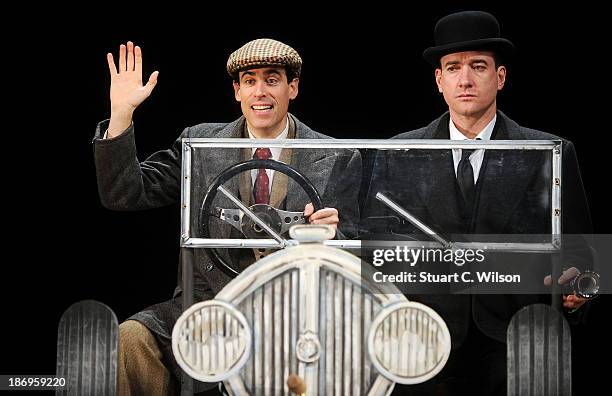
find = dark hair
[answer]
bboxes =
[232,66,298,84]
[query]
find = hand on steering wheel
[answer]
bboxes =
[199,158,323,278]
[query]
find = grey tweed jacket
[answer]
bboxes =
[92,114,362,384]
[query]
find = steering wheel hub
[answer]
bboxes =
[199,159,323,278]
[242,204,283,239]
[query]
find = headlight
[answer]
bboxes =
[368,301,451,385]
[172,300,251,382]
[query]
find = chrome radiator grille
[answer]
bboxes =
[173,243,451,396]
[240,270,298,395]
[317,269,380,395]
[236,268,383,395]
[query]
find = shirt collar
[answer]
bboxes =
[247,116,289,140]
[449,115,496,141]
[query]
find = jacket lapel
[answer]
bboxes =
[473,113,541,233]
[286,115,334,211]
[269,116,296,208]
[201,118,245,239]
[418,114,467,234]
[239,147,252,206]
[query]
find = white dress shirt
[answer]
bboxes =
[449,115,496,184]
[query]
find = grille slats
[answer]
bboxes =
[236,267,383,395]
[173,249,450,395]
[264,283,273,395]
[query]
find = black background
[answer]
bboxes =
[3,2,610,394]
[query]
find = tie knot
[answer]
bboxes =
[461,148,475,161]
[461,138,481,161]
[254,147,272,160]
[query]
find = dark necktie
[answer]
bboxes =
[457,148,476,212]
[253,148,272,204]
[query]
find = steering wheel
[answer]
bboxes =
[199,159,323,278]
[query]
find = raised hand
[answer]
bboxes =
[106,41,159,137]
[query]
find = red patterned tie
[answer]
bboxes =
[253,148,272,204]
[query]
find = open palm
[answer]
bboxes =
[107,41,158,113]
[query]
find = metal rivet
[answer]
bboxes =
[554,178,560,186]
[554,209,561,216]
[205,264,214,271]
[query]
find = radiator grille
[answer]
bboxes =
[236,268,382,395]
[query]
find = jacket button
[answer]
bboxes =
[205,264,214,272]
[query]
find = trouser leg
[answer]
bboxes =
[117,320,178,396]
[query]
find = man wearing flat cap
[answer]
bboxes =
[93,38,360,395]
[365,11,592,394]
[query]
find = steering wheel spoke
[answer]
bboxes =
[216,207,244,232]
[215,206,305,239]
[200,159,323,278]
[276,209,307,234]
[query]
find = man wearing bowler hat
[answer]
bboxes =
[367,11,593,394]
[93,38,361,395]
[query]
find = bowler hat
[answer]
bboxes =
[423,11,514,66]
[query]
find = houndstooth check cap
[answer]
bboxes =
[227,38,302,78]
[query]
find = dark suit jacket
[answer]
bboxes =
[92,113,362,382]
[363,111,592,346]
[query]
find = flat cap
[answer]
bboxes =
[226,38,302,78]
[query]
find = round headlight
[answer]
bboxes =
[368,301,451,384]
[172,300,251,382]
